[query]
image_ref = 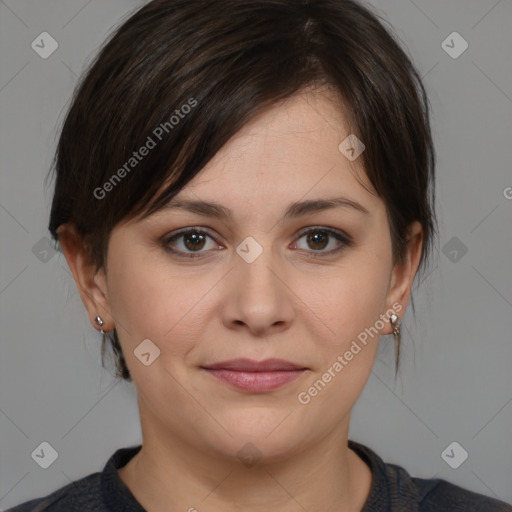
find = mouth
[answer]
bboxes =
[200,358,308,393]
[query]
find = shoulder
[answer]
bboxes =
[5,473,103,512]
[412,475,512,512]
[383,454,512,511]
[348,440,512,512]
[5,445,142,512]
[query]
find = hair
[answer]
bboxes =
[46,0,437,382]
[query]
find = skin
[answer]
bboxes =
[58,87,423,512]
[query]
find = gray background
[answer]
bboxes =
[1,0,511,508]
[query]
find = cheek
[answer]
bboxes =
[311,251,392,342]
[105,253,158,338]
[105,245,216,371]
[295,246,393,400]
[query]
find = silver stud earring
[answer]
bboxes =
[389,314,401,336]
[95,315,105,335]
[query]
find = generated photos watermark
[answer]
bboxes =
[93,97,198,200]
[297,301,403,405]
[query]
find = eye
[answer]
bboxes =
[163,228,219,258]
[293,227,351,258]
[162,226,352,259]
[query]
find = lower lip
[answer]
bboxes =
[203,369,306,392]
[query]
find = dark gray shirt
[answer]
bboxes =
[6,440,512,511]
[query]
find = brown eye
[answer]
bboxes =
[163,228,219,258]
[305,230,330,250]
[294,227,352,258]
[163,226,351,259]
[182,231,207,251]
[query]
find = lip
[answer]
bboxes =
[202,358,306,372]
[201,358,308,392]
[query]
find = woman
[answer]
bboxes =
[8,0,511,510]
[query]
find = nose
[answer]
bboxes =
[223,237,295,336]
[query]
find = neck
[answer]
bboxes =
[118,410,372,512]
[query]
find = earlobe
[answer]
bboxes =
[56,223,113,332]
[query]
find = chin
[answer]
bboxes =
[203,413,311,463]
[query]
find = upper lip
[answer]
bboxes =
[201,358,307,372]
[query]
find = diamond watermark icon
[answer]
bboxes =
[236,236,263,264]
[134,338,161,366]
[31,32,59,59]
[441,441,468,469]
[32,236,57,263]
[31,441,58,469]
[338,134,365,161]
[442,236,468,263]
[441,32,468,59]
[237,442,262,468]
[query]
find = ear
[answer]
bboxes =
[381,221,423,335]
[56,223,114,332]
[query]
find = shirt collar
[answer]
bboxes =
[100,441,389,511]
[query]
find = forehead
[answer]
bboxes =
[183,90,372,192]
[135,88,382,226]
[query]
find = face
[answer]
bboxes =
[62,87,421,462]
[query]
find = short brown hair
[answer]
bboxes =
[47,0,437,381]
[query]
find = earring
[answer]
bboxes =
[95,315,105,335]
[389,314,401,336]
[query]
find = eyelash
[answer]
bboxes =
[162,226,352,259]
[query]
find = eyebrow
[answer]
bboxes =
[158,196,369,220]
